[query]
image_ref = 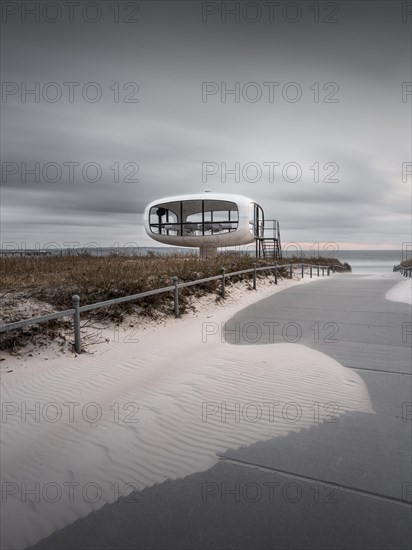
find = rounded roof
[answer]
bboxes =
[145,192,258,208]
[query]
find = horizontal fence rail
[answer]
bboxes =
[393,264,412,277]
[77,286,176,313]
[0,262,343,353]
[0,309,75,333]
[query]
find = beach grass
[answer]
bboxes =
[1,252,349,307]
[400,259,412,267]
[0,253,350,351]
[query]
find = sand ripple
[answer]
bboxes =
[1,339,374,550]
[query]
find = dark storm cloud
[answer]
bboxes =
[1,0,411,247]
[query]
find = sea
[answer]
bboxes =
[314,250,405,275]
[0,247,408,275]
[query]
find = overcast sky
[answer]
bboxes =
[1,0,411,250]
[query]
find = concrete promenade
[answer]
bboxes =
[30,273,412,550]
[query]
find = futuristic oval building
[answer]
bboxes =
[144,192,281,258]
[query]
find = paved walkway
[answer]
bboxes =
[31,273,412,550]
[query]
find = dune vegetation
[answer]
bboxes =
[0,253,350,351]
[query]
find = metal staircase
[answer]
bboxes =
[255,219,282,260]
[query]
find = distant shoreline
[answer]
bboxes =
[0,246,405,258]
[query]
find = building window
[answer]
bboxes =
[149,200,239,236]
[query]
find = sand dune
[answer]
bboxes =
[385,278,412,305]
[1,275,373,550]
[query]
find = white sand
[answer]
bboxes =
[385,278,412,305]
[0,273,373,550]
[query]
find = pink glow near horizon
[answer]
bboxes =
[293,243,402,251]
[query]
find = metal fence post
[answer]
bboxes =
[275,262,278,285]
[301,262,304,278]
[322,267,325,276]
[310,265,312,278]
[317,265,320,277]
[72,294,81,353]
[290,263,293,278]
[173,276,179,317]
[253,263,257,290]
[221,268,225,299]
[327,266,330,276]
